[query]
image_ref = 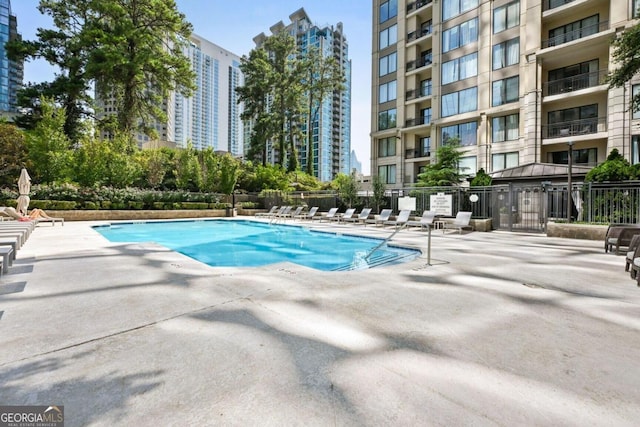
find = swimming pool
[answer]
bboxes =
[93,220,420,271]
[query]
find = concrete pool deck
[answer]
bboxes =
[1,217,639,426]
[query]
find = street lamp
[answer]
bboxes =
[560,128,573,223]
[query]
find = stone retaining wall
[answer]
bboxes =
[546,222,607,240]
[44,209,231,221]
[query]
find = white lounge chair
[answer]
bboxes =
[295,206,319,220]
[282,206,304,220]
[255,206,279,217]
[384,210,412,229]
[342,208,372,225]
[443,211,473,234]
[332,208,356,223]
[366,209,393,226]
[406,210,436,230]
[316,207,339,222]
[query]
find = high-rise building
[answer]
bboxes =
[96,34,243,154]
[372,0,640,188]
[175,34,243,155]
[251,8,352,181]
[0,0,23,114]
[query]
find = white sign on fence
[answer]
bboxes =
[430,193,452,216]
[398,196,416,211]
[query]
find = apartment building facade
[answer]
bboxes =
[372,0,640,188]
[252,8,352,182]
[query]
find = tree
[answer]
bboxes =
[332,172,359,208]
[218,153,240,195]
[0,123,29,187]
[416,141,466,186]
[300,46,344,176]
[6,0,96,144]
[607,20,640,112]
[174,142,202,191]
[25,97,73,184]
[371,174,387,214]
[585,148,632,182]
[237,48,272,165]
[470,168,492,186]
[87,0,196,136]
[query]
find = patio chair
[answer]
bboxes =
[282,206,304,220]
[365,209,393,227]
[342,208,372,225]
[384,210,412,229]
[315,207,339,222]
[0,206,63,226]
[255,206,278,217]
[332,208,356,222]
[295,206,318,220]
[443,211,473,234]
[625,234,640,273]
[406,210,436,230]
[606,226,640,255]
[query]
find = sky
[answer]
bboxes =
[11,0,373,174]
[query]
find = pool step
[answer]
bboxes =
[333,249,412,271]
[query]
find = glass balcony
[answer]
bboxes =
[542,117,606,139]
[407,0,433,14]
[543,69,607,96]
[542,20,609,49]
[407,22,433,42]
[404,114,431,128]
[406,55,432,72]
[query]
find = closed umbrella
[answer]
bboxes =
[16,168,31,216]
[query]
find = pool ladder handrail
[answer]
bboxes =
[364,223,407,260]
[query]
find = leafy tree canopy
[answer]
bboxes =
[416,141,466,186]
[585,149,632,182]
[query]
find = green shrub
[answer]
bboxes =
[240,201,259,209]
[83,201,100,210]
[180,202,210,210]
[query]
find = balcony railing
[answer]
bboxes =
[405,148,430,159]
[405,86,432,101]
[542,20,609,49]
[407,22,433,42]
[543,0,578,12]
[407,0,433,13]
[542,117,606,139]
[405,114,431,128]
[543,69,608,96]
[406,56,432,72]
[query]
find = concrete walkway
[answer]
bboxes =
[1,218,639,426]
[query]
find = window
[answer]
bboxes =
[635,0,640,18]
[420,79,432,97]
[492,76,519,106]
[442,18,478,53]
[378,108,397,130]
[493,1,520,33]
[459,156,477,176]
[442,121,478,146]
[442,52,477,84]
[379,80,397,103]
[420,137,431,157]
[634,85,640,120]
[492,38,519,70]
[549,148,597,165]
[378,164,397,184]
[379,52,397,76]
[379,24,398,50]
[548,15,599,46]
[443,0,479,21]
[548,104,597,127]
[380,0,398,23]
[492,114,519,142]
[421,107,432,125]
[632,136,640,164]
[442,87,477,117]
[492,152,519,171]
[378,137,396,157]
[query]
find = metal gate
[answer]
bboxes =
[492,183,547,232]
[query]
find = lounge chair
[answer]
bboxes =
[342,208,372,225]
[443,211,473,234]
[255,206,279,217]
[0,244,13,275]
[365,209,392,226]
[406,210,436,230]
[384,210,412,228]
[332,208,356,223]
[606,225,640,255]
[0,206,64,226]
[315,207,339,222]
[295,206,318,220]
[282,206,304,220]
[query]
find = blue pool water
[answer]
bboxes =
[93,220,420,271]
